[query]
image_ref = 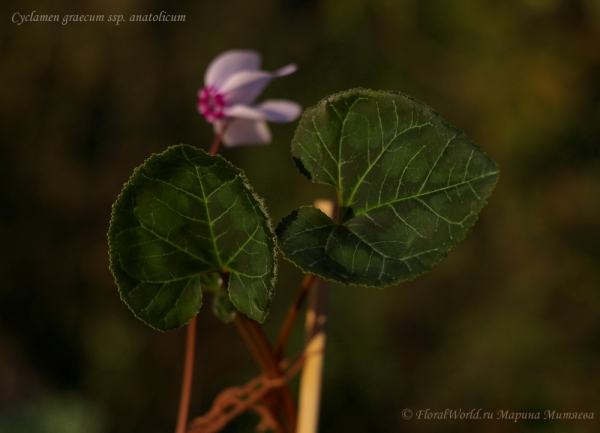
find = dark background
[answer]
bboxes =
[2,0,600,432]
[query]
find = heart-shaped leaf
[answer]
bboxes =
[108,145,277,331]
[277,89,499,287]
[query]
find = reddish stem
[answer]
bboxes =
[234,314,273,375]
[235,314,297,432]
[175,124,229,433]
[209,122,228,155]
[175,317,197,433]
[274,274,316,360]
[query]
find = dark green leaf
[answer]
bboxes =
[277,89,499,287]
[108,145,277,331]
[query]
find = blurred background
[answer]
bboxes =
[2,0,600,432]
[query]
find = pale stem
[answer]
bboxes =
[295,199,333,433]
[296,278,328,433]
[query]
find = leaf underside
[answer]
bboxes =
[108,145,277,331]
[277,89,499,287]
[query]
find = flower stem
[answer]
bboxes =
[175,316,197,433]
[209,122,228,155]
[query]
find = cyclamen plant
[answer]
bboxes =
[108,49,499,433]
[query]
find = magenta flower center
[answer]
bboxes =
[198,86,226,122]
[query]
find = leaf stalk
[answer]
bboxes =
[175,317,197,433]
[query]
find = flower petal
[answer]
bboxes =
[223,104,267,121]
[255,100,302,122]
[217,119,272,147]
[220,63,298,105]
[224,100,301,123]
[204,50,261,89]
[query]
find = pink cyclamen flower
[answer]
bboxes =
[198,49,302,147]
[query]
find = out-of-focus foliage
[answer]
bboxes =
[1,0,599,432]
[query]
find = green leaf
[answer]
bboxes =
[199,272,222,293]
[277,89,499,287]
[212,289,237,323]
[108,145,277,331]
